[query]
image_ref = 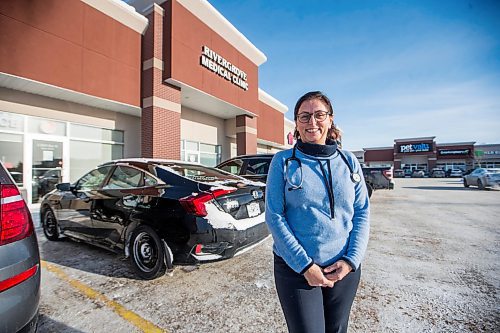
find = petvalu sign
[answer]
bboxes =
[438,149,470,156]
[200,46,249,91]
[399,143,431,153]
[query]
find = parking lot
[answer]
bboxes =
[32,177,499,332]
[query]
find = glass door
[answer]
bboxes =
[32,139,63,203]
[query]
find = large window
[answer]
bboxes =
[181,140,221,167]
[70,141,123,182]
[69,123,124,182]
[0,133,23,186]
[435,163,466,172]
[71,124,123,142]
[401,163,428,172]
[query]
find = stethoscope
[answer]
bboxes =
[285,145,362,191]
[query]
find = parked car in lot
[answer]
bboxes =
[430,168,446,178]
[393,169,405,178]
[449,169,463,177]
[362,166,395,197]
[40,159,268,280]
[0,162,41,333]
[216,154,273,183]
[217,154,394,198]
[411,170,425,178]
[463,168,500,190]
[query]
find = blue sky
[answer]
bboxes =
[209,0,500,150]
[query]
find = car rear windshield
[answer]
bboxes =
[158,163,242,182]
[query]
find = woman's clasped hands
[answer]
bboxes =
[304,260,352,288]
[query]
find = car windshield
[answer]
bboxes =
[486,169,500,173]
[157,163,242,183]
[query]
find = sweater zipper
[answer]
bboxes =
[318,160,335,219]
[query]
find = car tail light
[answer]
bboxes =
[0,264,38,293]
[0,184,34,246]
[383,169,393,180]
[180,189,236,217]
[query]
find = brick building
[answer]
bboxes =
[362,136,476,173]
[0,0,291,204]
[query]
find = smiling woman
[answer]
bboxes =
[266,91,370,333]
[295,99,332,145]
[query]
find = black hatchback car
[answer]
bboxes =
[216,154,273,183]
[40,159,268,280]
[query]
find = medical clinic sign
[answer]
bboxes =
[200,46,249,91]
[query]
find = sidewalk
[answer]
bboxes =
[28,203,41,228]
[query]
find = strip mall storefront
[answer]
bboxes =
[0,0,290,204]
[363,137,476,173]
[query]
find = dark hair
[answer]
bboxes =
[293,91,341,141]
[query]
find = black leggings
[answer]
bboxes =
[274,254,361,333]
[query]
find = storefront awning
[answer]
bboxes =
[0,72,141,116]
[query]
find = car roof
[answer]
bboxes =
[100,158,204,168]
[226,154,274,159]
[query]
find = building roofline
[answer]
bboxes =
[363,146,393,151]
[474,143,500,147]
[394,136,436,143]
[177,0,267,66]
[258,89,288,114]
[436,142,476,147]
[83,0,149,34]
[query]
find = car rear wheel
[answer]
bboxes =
[463,179,469,188]
[129,225,166,280]
[43,208,60,241]
[477,179,485,190]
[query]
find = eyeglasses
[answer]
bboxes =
[296,111,331,123]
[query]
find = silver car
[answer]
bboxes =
[463,168,500,190]
[0,162,41,333]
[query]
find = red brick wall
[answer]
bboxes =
[168,0,259,114]
[364,148,394,162]
[257,101,284,145]
[141,5,181,159]
[236,115,257,155]
[0,0,142,106]
[141,106,181,158]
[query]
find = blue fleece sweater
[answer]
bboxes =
[265,143,370,274]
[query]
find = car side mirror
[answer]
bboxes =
[56,182,71,192]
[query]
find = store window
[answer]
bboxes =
[0,133,23,186]
[28,117,66,136]
[435,163,466,171]
[401,163,428,172]
[181,140,221,167]
[70,141,123,182]
[71,124,124,142]
[32,139,63,203]
[69,124,124,182]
